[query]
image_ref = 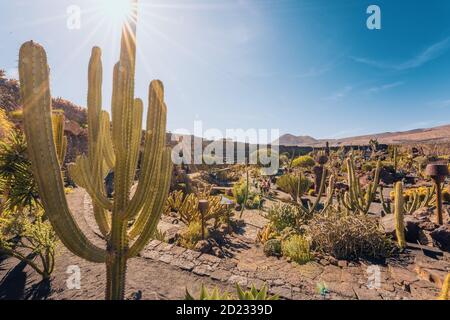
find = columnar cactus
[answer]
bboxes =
[392,146,398,175]
[394,182,406,249]
[19,0,172,300]
[313,151,328,194]
[341,155,381,215]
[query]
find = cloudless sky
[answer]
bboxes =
[1,0,450,142]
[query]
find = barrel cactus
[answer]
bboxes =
[19,0,172,300]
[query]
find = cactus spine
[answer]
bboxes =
[19,0,173,300]
[341,156,381,214]
[394,182,406,249]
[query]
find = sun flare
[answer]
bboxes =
[99,0,135,25]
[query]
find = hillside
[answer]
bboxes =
[0,70,88,162]
[277,125,450,147]
[3,69,450,151]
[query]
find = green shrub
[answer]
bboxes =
[292,155,315,169]
[276,174,312,201]
[267,203,299,232]
[232,180,248,206]
[246,193,263,209]
[361,163,373,172]
[263,239,282,257]
[0,131,40,212]
[0,210,57,279]
[281,235,311,264]
[179,220,207,249]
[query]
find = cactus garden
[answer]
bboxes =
[0,0,450,302]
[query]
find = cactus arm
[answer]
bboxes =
[379,186,392,214]
[51,110,67,165]
[341,191,355,211]
[101,111,116,169]
[128,148,172,257]
[394,182,406,249]
[19,41,107,263]
[124,81,166,220]
[110,8,139,212]
[62,136,68,164]
[320,175,335,213]
[127,148,171,240]
[307,167,327,214]
[87,47,102,133]
[80,48,113,238]
[68,157,113,210]
[87,48,111,184]
[345,157,381,214]
[111,62,134,211]
[127,98,143,186]
[346,158,359,210]
[93,205,111,238]
[363,159,381,213]
[87,47,103,159]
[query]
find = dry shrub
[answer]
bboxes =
[308,210,393,260]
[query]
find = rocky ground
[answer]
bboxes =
[0,188,449,300]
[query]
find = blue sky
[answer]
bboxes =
[1,0,450,141]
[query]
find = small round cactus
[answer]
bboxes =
[263,239,282,257]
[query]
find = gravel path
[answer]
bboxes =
[0,188,233,300]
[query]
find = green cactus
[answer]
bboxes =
[340,155,381,215]
[296,168,334,217]
[51,110,67,165]
[393,146,398,174]
[380,185,435,215]
[19,0,172,300]
[394,182,406,249]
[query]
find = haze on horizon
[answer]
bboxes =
[1,0,450,143]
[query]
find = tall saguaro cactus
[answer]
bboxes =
[19,0,173,300]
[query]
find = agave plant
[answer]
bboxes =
[185,284,279,300]
[0,130,40,213]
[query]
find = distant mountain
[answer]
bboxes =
[277,125,450,147]
[274,134,319,146]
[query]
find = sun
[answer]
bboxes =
[99,0,136,24]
